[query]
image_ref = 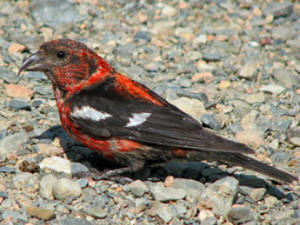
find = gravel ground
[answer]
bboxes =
[0,0,300,224]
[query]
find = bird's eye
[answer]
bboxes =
[56,51,66,59]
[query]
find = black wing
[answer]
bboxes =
[68,76,254,154]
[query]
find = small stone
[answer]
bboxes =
[84,205,107,218]
[264,196,279,208]
[244,93,265,104]
[203,52,221,62]
[270,151,290,163]
[8,43,26,54]
[127,180,149,197]
[192,72,214,83]
[273,68,295,88]
[37,143,64,156]
[289,137,300,146]
[39,156,71,175]
[151,182,186,201]
[0,132,27,156]
[6,84,34,98]
[0,67,19,83]
[201,114,220,130]
[39,174,58,200]
[199,209,215,223]
[202,177,239,216]
[71,162,89,174]
[249,188,266,201]
[25,205,55,220]
[173,178,205,200]
[201,216,217,225]
[76,178,89,188]
[169,97,206,120]
[235,130,264,148]
[263,2,293,18]
[161,5,176,17]
[227,206,255,224]
[218,80,230,89]
[52,218,92,225]
[260,84,285,95]
[13,172,39,191]
[239,63,257,78]
[9,98,31,110]
[52,178,82,200]
[2,210,28,222]
[149,202,175,223]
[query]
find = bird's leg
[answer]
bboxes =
[73,163,144,183]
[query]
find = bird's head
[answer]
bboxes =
[18,39,112,91]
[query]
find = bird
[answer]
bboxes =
[18,39,297,183]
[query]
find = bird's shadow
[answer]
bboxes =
[36,125,294,201]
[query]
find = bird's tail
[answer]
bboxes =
[188,151,297,183]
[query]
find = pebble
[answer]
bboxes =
[39,174,58,200]
[235,130,264,148]
[84,205,107,218]
[272,68,295,88]
[239,63,257,78]
[25,205,55,220]
[263,2,293,18]
[71,162,89,174]
[31,0,82,28]
[52,178,82,200]
[172,178,205,200]
[149,202,175,223]
[259,84,285,95]
[227,206,255,224]
[150,182,186,202]
[201,113,220,130]
[127,180,149,197]
[6,84,33,98]
[202,177,239,216]
[13,172,39,191]
[2,210,27,222]
[249,188,266,201]
[39,156,72,175]
[169,97,206,120]
[0,132,27,156]
[9,98,31,110]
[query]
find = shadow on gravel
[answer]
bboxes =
[37,125,291,201]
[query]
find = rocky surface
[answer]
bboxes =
[0,0,299,224]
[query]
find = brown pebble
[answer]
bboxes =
[25,205,55,220]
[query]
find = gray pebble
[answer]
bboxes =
[2,210,27,222]
[13,172,39,191]
[0,67,19,83]
[201,113,220,130]
[263,2,293,18]
[51,218,92,225]
[172,178,205,200]
[9,98,31,110]
[127,180,149,197]
[76,178,89,188]
[202,177,239,216]
[71,162,89,174]
[84,205,107,218]
[31,0,82,27]
[227,206,255,224]
[150,182,186,202]
[271,151,290,163]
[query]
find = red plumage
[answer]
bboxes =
[18,39,297,183]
